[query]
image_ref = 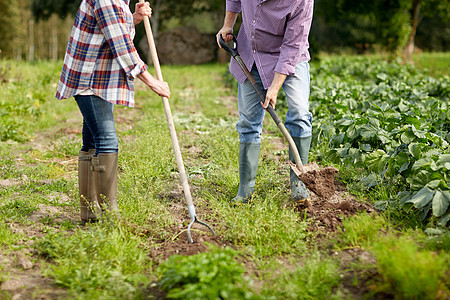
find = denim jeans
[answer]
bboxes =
[236,61,313,143]
[75,95,118,154]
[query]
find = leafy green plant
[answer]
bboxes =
[309,56,449,226]
[158,245,256,300]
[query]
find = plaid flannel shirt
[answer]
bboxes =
[56,0,147,107]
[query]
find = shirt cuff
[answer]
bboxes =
[274,61,295,76]
[128,61,148,79]
[226,0,241,13]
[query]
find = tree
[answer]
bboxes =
[315,0,449,58]
[32,0,223,35]
[0,0,21,59]
[32,0,81,20]
[31,0,224,59]
[404,0,450,60]
[315,0,412,58]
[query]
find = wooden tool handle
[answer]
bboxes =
[139,0,195,210]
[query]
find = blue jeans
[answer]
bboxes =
[75,95,118,154]
[236,61,313,143]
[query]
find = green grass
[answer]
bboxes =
[413,52,450,77]
[0,60,79,143]
[0,54,449,299]
[35,225,151,299]
[261,254,342,300]
[371,234,449,299]
[339,213,387,248]
[336,213,450,299]
[0,216,21,246]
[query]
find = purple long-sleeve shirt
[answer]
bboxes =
[226,0,314,89]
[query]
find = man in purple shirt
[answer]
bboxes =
[217,0,314,204]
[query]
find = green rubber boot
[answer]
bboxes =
[78,149,99,224]
[91,153,119,220]
[231,142,260,204]
[289,136,311,202]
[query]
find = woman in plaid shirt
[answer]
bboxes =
[56,0,170,224]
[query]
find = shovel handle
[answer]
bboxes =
[218,34,239,58]
[219,34,305,173]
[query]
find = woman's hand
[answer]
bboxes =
[138,71,171,98]
[151,79,171,99]
[133,2,152,25]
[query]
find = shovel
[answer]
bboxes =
[139,0,215,243]
[219,34,338,199]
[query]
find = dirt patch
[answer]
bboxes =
[153,187,230,263]
[149,226,226,263]
[0,252,68,299]
[331,248,394,300]
[266,136,377,235]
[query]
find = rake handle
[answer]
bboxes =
[139,0,195,214]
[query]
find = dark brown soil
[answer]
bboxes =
[299,165,339,199]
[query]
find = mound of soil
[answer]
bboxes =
[298,163,339,199]
[292,181,376,234]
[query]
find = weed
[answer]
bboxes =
[371,234,449,299]
[40,214,59,225]
[421,230,450,251]
[1,199,38,219]
[0,156,18,179]
[60,220,76,230]
[261,254,342,300]
[51,137,80,158]
[0,217,21,246]
[339,213,387,248]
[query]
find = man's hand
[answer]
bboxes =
[133,2,152,25]
[262,73,287,109]
[216,11,238,47]
[263,86,279,109]
[216,26,234,45]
